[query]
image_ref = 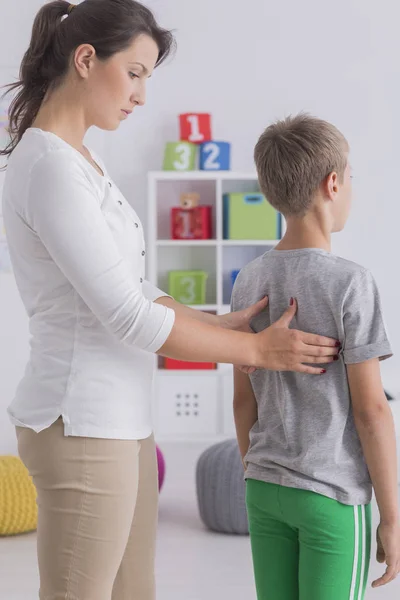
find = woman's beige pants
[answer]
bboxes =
[16,418,158,600]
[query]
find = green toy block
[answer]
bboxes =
[223,192,281,240]
[168,270,208,305]
[163,142,197,171]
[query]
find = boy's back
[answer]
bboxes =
[234,113,399,597]
[232,247,392,505]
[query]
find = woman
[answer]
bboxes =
[0,1,340,599]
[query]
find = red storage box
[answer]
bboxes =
[164,358,216,370]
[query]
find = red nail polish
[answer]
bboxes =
[335,341,341,347]
[334,355,339,361]
[321,369,327,374]
[290,297,294,306]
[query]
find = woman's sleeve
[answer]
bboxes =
[142,279,172,302]
[25,150,175,353]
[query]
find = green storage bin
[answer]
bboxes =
[223,192,281,240]
[168,270,208,305]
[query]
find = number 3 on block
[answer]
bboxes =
[163,142,197,171]
[200,141,231,171]
[179,113,212,144]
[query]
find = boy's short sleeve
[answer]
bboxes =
[231,273,244,313]
[343,269,392,364]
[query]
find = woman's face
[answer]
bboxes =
[78,34,160,131]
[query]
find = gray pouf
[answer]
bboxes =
[196,439,249,535]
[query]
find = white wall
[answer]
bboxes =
[1,0,400,452]
[106,0,400,398]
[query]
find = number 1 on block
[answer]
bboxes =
[179,113,212,144]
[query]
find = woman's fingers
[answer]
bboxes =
[247,296,269,317]
[220,296,268,332]
[292,364,328,375]
[273,299,340,355]
[301,342,340,358]
[240,296,269,327]
[299,354,337,365]
[275,298,298,327]
[286,352,339,373]
[279,353,337,374]
[301,332,341,350]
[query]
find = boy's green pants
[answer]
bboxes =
[246,479,372,600]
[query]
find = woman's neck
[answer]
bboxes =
[32,84,88,152]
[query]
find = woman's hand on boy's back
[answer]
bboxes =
[221,297,340,374]
[253,298,340,374]
[219,296,268,374]
[219,296,269,333]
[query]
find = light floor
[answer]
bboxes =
[0,442,399,600]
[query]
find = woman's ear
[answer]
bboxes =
[73,44,96,79]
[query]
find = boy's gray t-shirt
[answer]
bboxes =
[231,248,392,505]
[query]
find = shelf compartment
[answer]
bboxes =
[157,245,217,306]
[222,244,274,306]
[155,179,217,240]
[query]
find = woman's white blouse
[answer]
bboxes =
[2,128,175,439]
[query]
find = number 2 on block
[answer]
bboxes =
[203,143,221,170]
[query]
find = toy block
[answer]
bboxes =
[163,141,197,171]
[200,141,231,171]
[171,206,212,240]
[168,270,208,304]
[179,113,212,144]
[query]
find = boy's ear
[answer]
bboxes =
[324,171,338,201]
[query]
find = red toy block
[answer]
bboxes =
[171,206,212,240]
[164,358,216,370]
[179,113,212,144]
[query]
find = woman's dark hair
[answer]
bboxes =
[0,0,174,161]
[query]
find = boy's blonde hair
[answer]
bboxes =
[254,114,348,217]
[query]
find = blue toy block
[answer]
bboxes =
[199,141,231,171]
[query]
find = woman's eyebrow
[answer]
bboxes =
[128,61,149,75]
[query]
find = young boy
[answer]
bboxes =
[232,114,400,600]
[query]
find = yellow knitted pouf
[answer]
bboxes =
[0,456,37,536]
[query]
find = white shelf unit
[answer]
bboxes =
[147,171,282,441]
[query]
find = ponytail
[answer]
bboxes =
[1,1,72,163]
